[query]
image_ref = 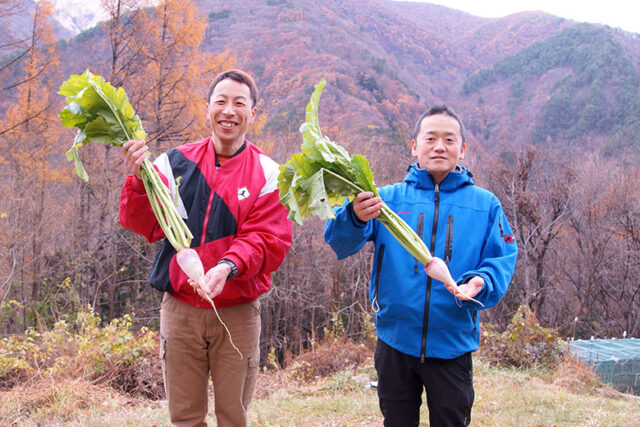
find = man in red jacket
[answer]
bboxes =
[120,69,292,426]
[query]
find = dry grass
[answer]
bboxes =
[2,347,638,426]
[472,361,639,426]
[549,353,607,395]
[0,377,169,426]
[1,378,134,425]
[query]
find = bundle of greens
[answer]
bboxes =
[59,69,192,252]
[278,80,433,263]
[278,80,482,306]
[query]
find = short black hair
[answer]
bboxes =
[207,69,258,108]
[412,105,465,143]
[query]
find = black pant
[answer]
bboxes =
[374,339,474,427]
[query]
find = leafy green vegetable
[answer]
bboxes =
[59,69,192,251]
[277,80,433,265]
[59,69,146,182]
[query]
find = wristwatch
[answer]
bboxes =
[216,258,238,281]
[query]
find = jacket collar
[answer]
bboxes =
[404,163,474,191]
[205,137,250,167]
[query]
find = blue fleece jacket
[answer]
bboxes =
[324,164,518,359]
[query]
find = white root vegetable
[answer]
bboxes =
[176,248,243,358]
[176,248,205,288]
[425,257,484,307]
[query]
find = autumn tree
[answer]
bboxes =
[100,0,151,86]
[131,0,233,151]
[0,0,57,135]
[260,219,374,366]
[0,0,29,59]
[0,0,63,331]
[63,0,155,321]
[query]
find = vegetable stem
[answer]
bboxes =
[322,167,431,264]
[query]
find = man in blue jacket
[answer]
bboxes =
[324,106,517,426]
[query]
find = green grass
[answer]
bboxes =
[3,360,637,426]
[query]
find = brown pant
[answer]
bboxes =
[160,293,261,427]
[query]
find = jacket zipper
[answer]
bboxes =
[372,244,385,312]
[200,166,219,246]
[421,184,439,363]
[414,213,425,273]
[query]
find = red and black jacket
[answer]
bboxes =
[119,137,293,308]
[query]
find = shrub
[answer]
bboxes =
[287,339,371,383]
[0,310,163,399]
[479,305,566,368]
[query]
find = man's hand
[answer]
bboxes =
[195,263,232,300]
[352,192,383,222]
[122,140,148,180]
[455,276,484,300]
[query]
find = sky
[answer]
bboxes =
[397,0,639,35]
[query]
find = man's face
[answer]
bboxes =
[207,78,256,153]
[411,114,466,184]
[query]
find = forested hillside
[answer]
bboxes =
[0,0,638,368]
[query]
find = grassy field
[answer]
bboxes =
[2,358,638,426]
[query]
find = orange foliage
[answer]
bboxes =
[129,0,234,151]
[0,0,65,305]
[277,8,305,23]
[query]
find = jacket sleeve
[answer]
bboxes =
[221,183,293,280]
[119,173,166,243]
[458,197,518,309]
[323,200,374,259]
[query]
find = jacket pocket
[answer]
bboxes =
[445,215,454,264]
[242,352,260,407]
[372,244,385,312]
[472,310,478,333]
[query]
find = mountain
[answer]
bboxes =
[185,0,486,177]
[51,0,107,36]
[389,3,574,66]
[0,0,72,56]
[7,0,640,171]
[191,0,640,161]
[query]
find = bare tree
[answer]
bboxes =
[484,146,575,325]
[561,154,640,337]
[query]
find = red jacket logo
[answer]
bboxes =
[238,187,250,200]
[504,234,515,243]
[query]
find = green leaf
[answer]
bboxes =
[351,154,378,195]
[297,169,336,220]
[59,105,88,129]
[83,116,124,146]
[58,70,196,253]
[65,131,89,182]
[278,79,433,265]
[278,80,374,225]
[58,69,146,181]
